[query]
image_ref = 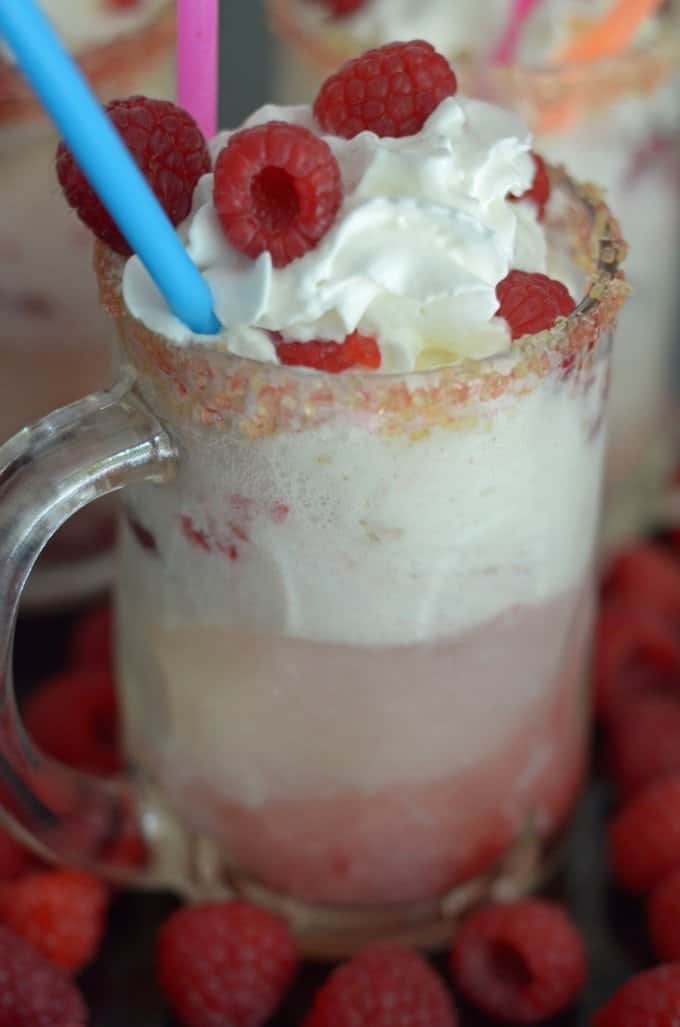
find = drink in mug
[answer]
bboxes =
[0,49,627,954]
[0,0,176,606]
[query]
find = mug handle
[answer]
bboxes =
[0,371,179,883]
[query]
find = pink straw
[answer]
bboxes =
[491,0,545,64]
[177,0,219,138]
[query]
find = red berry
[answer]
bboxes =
[303,945,457,1027]
[314,40,458,139]
[602,543,680,624]
[0,869,109,975]
[593,963,680,1027]
[318,0,366,13]
[609,775,680,892]
[57,97,211,255]
[508,153,551,220]
[70,604,112,670]
[649,867,680,962]
[274,330,381,372]
[593,600,680,720]
[214,121,341,269]
[495,270,575,341]
[608,692,680,798]
[0,923,87,1026]
[450,899,586,1023]
[0,830,29,882]
[157,901,297,1027]
[23,669,121,776]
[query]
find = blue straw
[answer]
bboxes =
[0,0,220,336]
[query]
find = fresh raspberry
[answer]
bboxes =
[303,945,457,1027]
[313,40,458,139]
[450,899,586,1023]
[508,153,551,220]
[318,0,366,13]
[214,121,341,268]
[0,923,88,1026]
[70,604,112,670]
[0,869,109,974]
[608,692,680,798]
[609,775,680,892]
[649,867,680,962]
[602,543,680,623]
[593,600,680,720]
[157,900,298,1027]
[57,97,211,255]
[495,271,576,341]
[0,830,29,881]
[23,669,121,776]
[274,330,381,372]
[593,963,680,1027]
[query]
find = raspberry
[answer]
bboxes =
[495,271,576,341]
[214,121,341,269]
[0,830,29,881]
[23,669,121,776]
[602,543,680,623]
[593,964,680,1027]
[157,900,297,1027]
[57,97,211,255]
[0,869,109,974]
[313,40,457,139]
[0,923,87,1026]
[649,867,680,962]
[274,330,381,372]
[609,775,680,892]
[318,0,366,13]
[450,899,586,1023]
[608,692,680,798]
[508,153,551,220]
[303,945,457,1027]
[70,604,112,670]
[593,600,680,720]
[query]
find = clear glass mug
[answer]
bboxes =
[0,171,626,958]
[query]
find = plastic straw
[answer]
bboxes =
[178,0,219,138]
[556,0,665,63]
[491,0,545,64]
[0,0,220,335]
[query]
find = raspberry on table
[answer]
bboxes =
[593,963,680,1027]
[602,543,680,624]
[56,96,211,255]
[450,899,586,1023]
[274,330,381,372]
[0,869,109,975]
[0,923,88,1026]
[214,121,342,269]
[23,668,121,776]
[508,153,551,220]
[495,270,576,341]
[608,691,680,798]
[609,775,680,892]
[302,944,457,1027]
[649,866,680,962]
[313,40,458,139]
[593,599,680,720]
[157,900,298,1027]
[70,604,112,671]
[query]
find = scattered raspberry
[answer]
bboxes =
[157,901,298,1027]
[318,0,366,13]
[602,543,680,624]
[0,869,109,975]
[0,830,29,881]
[23,669,121,776]
[609,775,680,892]
[593,963,680,1027]
[303,944,457,1027]
[57,97,211,255]
[608,692,680,798]
[274,330,381,372]
[508,153,551,220]
[450,899,586,1023]
[314,40,457,139]
[593,600,680,720]
[649,867,680,962]
[214,121,341,268]
[0,923,88,1026]
[70,604,112,670]
[495,270,576,341]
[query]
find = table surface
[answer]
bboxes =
[14,609,653,1027]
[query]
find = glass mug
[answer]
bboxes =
[0,171,626,957]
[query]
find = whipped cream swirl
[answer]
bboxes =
[124,95,550,371]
